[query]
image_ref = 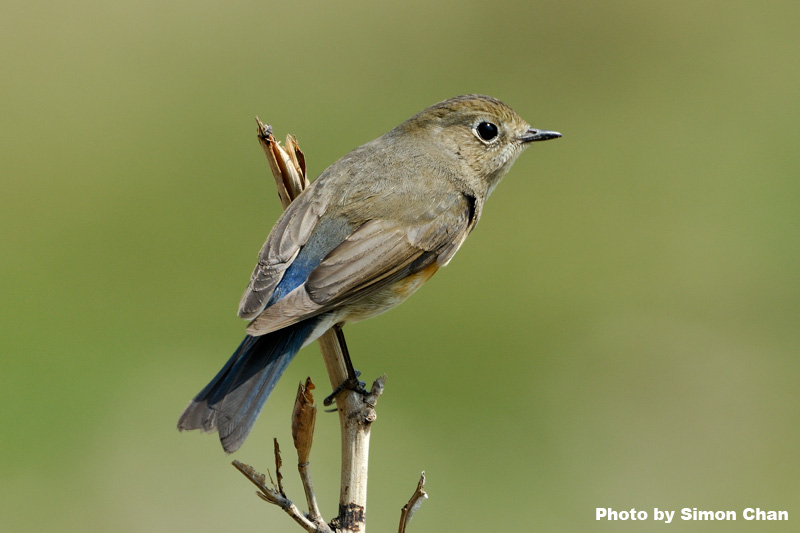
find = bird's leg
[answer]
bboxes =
[335,325,364,388]
[323,325,367,406]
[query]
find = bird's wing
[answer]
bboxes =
[245,193,474,336]
[237,182,334,319]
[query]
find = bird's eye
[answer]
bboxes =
[475,121,499,142]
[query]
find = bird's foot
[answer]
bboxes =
[323,370,368,407]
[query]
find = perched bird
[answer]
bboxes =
[178,95,561,452]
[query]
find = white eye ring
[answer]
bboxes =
[473,121,500,144]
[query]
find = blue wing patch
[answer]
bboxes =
[266,216,355,307]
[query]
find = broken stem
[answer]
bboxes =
[398,472,428,533]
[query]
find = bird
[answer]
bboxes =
[178,94,561,453]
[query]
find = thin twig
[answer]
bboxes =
[232,460,319,533]
[274,438,285,498]
[398,472,428,533]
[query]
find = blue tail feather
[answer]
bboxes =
[178,317,319,453]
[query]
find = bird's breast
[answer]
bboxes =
[341,262,440,323]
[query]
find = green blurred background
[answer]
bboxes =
[2,1,798,531]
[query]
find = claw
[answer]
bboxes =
[323,371,367,406]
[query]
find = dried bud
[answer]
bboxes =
[291,378,317,464]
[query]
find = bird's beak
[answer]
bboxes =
[518,128,562,143]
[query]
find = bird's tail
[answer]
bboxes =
[177,317,319,453]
